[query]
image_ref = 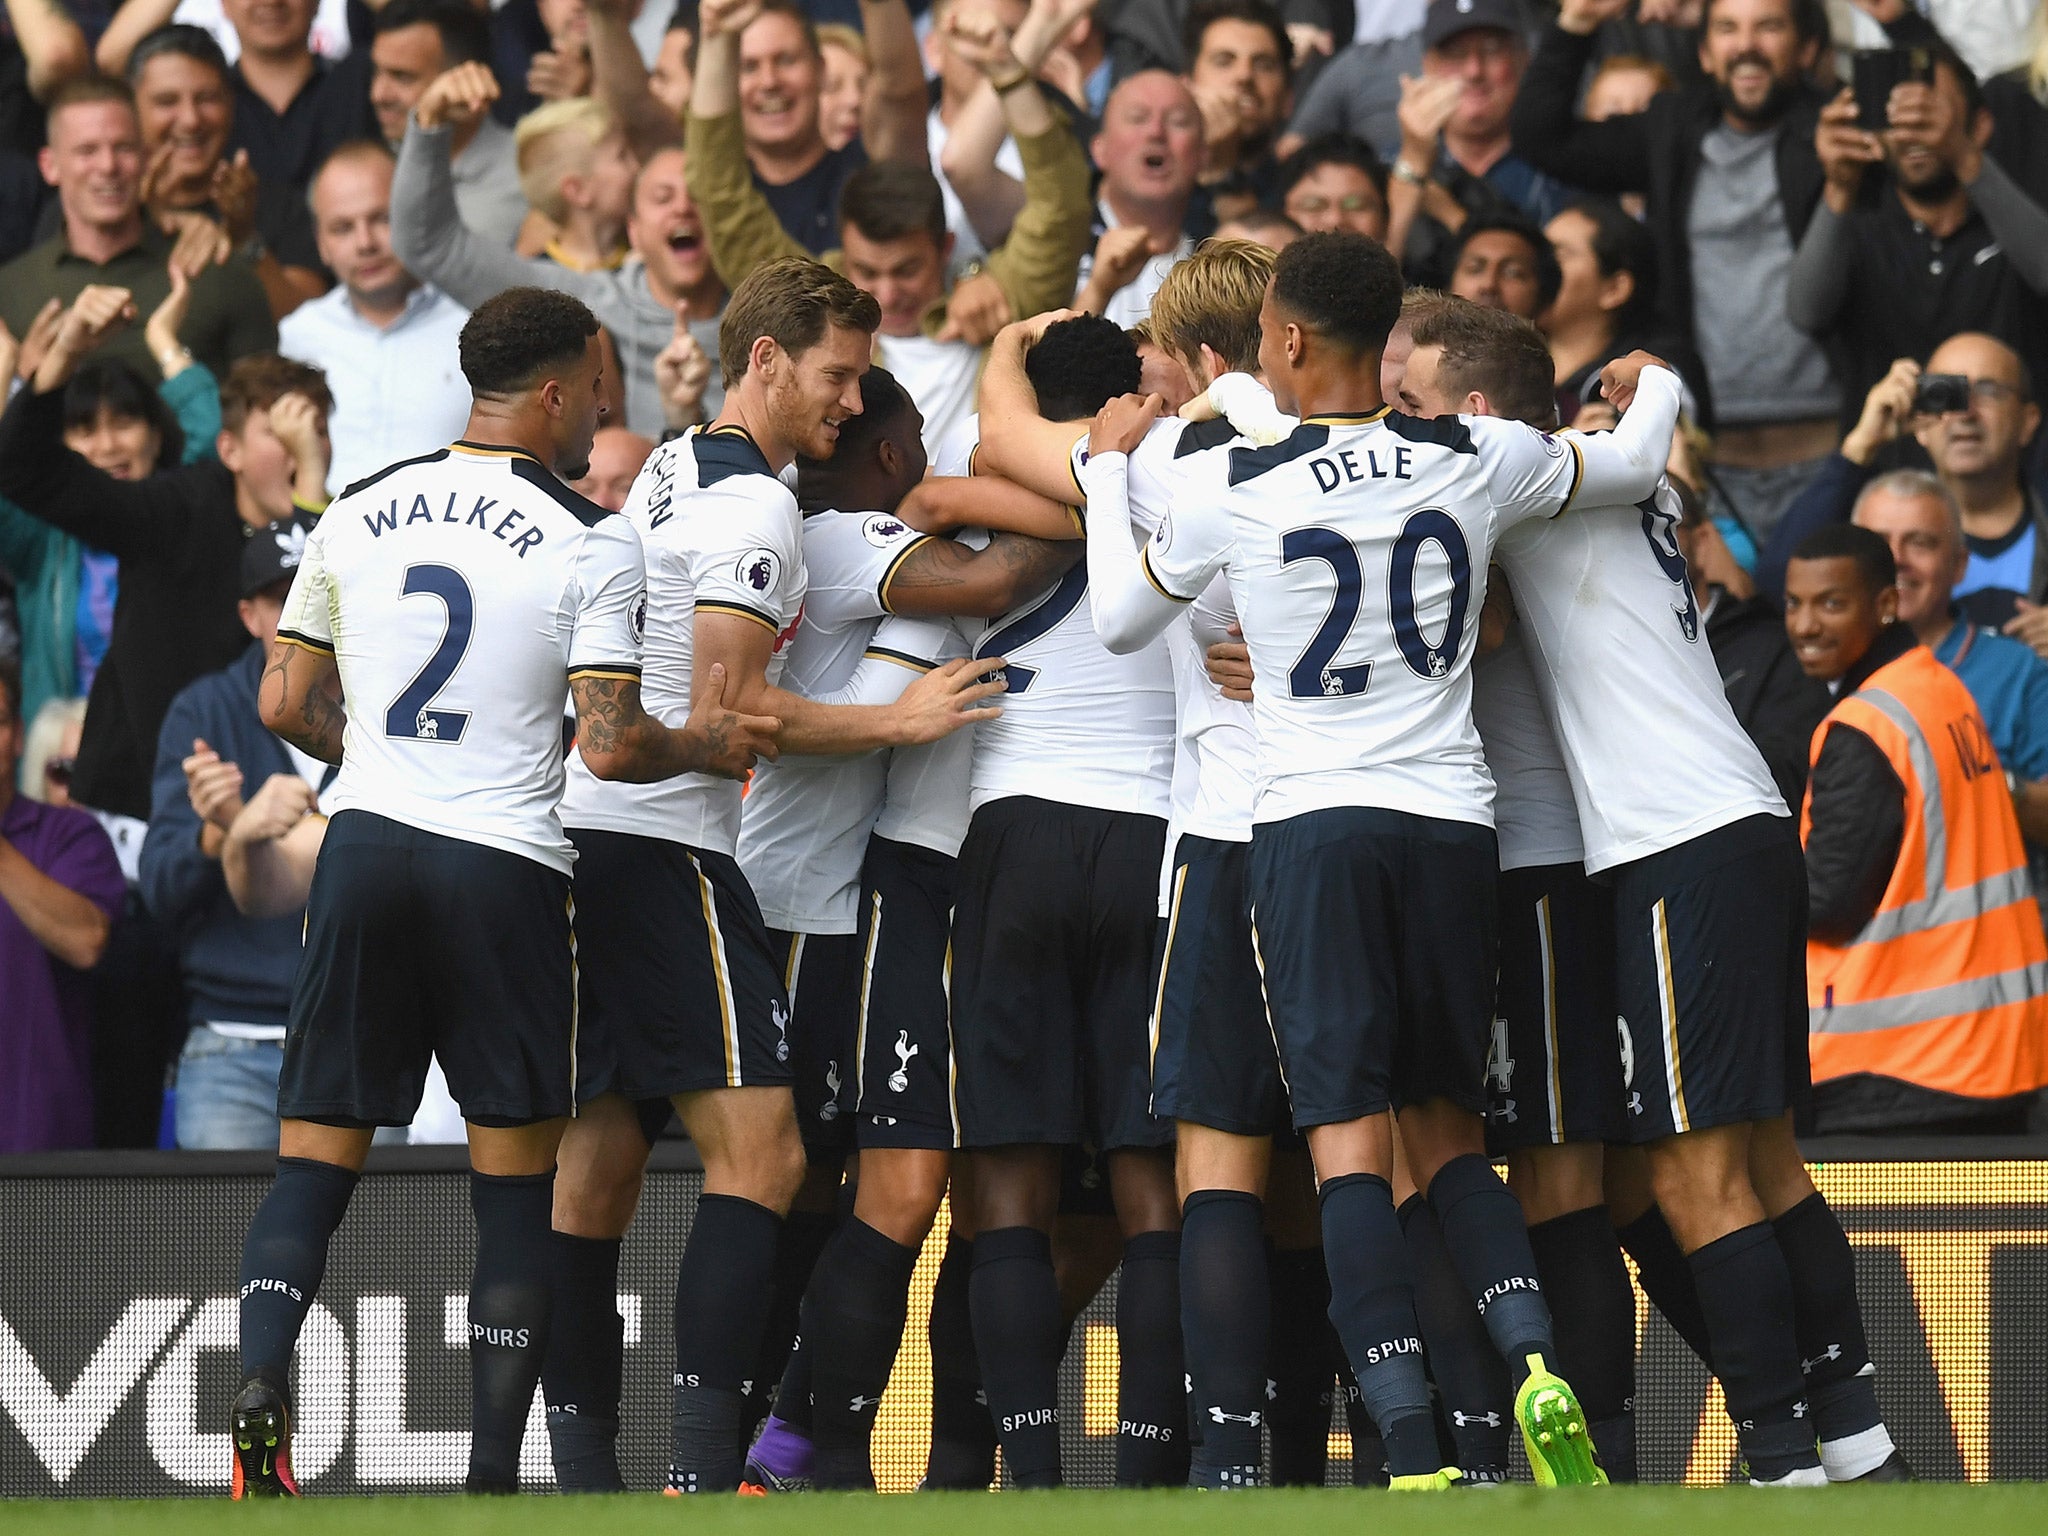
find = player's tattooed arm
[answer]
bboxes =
[570,665,781,783]
[885,530,1081,619]
[259,641,349,765]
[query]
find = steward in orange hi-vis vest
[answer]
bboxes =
[1802,637,2048,1114]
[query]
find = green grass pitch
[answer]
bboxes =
[8,1486,2048,1535]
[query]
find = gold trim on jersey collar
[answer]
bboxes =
[449,440,543,463]
[1302,406,1392,426]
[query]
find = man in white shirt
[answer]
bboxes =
[228,285,775,1499]
[278,141,470,490]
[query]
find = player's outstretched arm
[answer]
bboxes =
[885,530,1082,619]
[260,640,349,766]
[1078,393,1194,653]
[973,311,1094,504]
[895,474,1079,542]
[1567,356,1683,508]
[696,611,1008,753]
[572,663,780,782]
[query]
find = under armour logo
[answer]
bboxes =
[1793,1399,1810,1419]
[1266,1379,1278,1402]
[1626,1092,1644,1116]
[1208,1407,1262,1426]
[888,1030,919,1092]
[1801,1345,1843,1372]
[1451,1410,1502,1428]
[849,1395,879,1413]
[1487,1099,1518,1124]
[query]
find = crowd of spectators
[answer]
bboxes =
[3,0,2047,1150]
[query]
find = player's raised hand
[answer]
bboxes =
[656,301,713,430]
[892,657,1009,743]
[1598,349,1670,414]
[687,662,782,778]
[415,62,500,132]
[1205,625,1253,702]
[1089,392,1162,457]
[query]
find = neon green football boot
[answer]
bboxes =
[1515,1354,1608,1487]
[1388,1467,1464,1492]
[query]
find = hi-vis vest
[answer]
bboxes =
[1802,643,2048,1100]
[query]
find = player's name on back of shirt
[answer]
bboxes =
[1300,438,1420,493]
[355,492,559,558]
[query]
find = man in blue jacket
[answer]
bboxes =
[139,526,332,1150]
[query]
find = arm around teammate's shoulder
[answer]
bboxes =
[570,663,778,781]
[1561,359,1684,510]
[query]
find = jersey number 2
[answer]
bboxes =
[384,563,474,743]
[1283,510,1471,699]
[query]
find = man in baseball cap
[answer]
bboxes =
[1393,0,1569,285]
[136,506,332,1151]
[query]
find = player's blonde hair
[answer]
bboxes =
[515,97,618,226]
[1149,238,1275,379]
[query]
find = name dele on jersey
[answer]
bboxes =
[360,488,550,558]
[1306,441,1418,494]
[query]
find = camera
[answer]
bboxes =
[1914,373,1973,416]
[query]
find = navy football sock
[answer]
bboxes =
[1399,1194,1511,1473]
[238,1156,359,1387]
[1772,1193,1893,1478]
[467,1170,556,1492]
[925,1233,997,1488]
[1265,1244,1337,1487]
[1616,1205,1714,1364]
[1426,1154,1554,1386]
[541,1232,625,1492]
[1689,1223,1820,1481]
[810,1218,922,1489]
[970,1226,1063,1488]
[1318,1173,1436,1478]
[1527,1205,1638,1482]
[1116,1229,1189,1487]
[1181,1191,1268,1486]
[670,1194,782,1492]
[750,1206,837,1435]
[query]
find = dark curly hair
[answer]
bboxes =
[459,288,602,397]
[1025,314,1142,423]
[1270,230,1403,357]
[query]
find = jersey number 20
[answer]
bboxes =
[1283,510,1471,699]
[384,563,474,743]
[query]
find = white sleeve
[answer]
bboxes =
[1470,414,1587,530]
[567,517,648,681]
[1206,373,1298,446]
[801,512,936,630]
[276,524,335,653]
[692,480,804,631]
[1080,449,1201,653]
[1565,365,1684,510]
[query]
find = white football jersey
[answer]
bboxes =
[1140,409,1585,827]
[1495,479,1787,872]
[275,441,645,875]
[876,334,983,463]
[872,612,975,856]
[559,426,807,855]
[964,431,1175,818]
[1471,626,1583,871]
[737,508,939,933]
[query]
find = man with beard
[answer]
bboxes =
[1787,39,2048,425]
[1181,0,1294,229]
[393,61,730,438]
[279,141,471,489]
[1511,0,1835,544]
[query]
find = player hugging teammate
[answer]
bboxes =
[227,236,1908,1497]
